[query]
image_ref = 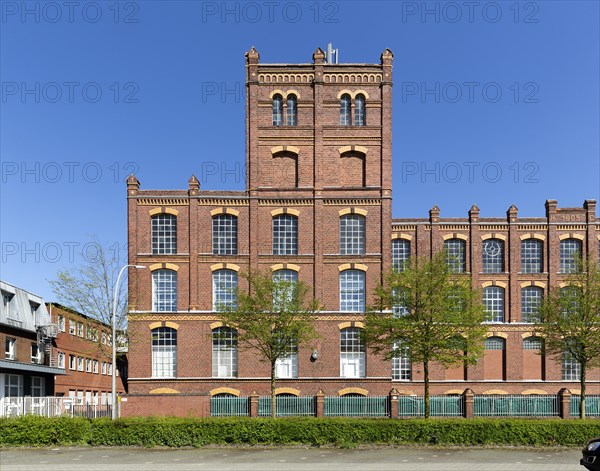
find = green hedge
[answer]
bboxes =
[1,416,599,447]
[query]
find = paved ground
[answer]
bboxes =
[0,447,585,470]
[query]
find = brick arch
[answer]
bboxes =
[521,389,548,395]
[275,387,300,396]
[148,321,179,330]
[210,387,240,396]
[149,263,179,272]
[269,89,285,99]
[149,388,179,394]
[481,389,509,395]
[270,263,300,272]
[481,281,507,289]
[270,145,300,156]
[210,208,240,217]
[442,233,468,241]
[337,321,365,330]
[338,263,368,272]
[519,281,546,289]
[443,389,464,395]
[481,233,507,241]
[338,387,368,396]
[392,233,412,241]
[210,263,240,272]
[149,207,179,216]
[519,233,546,241]
[270,208,300,217]
[338,208,368,217]
[485,332,508,339]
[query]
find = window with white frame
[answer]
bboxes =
[57,351,65,369]
[274,332,298,379]
[483,286,505,322]
[484,336,505,350]
[523,336,543,350]
[340,328,365,378]
[30,302,39,317]
[272,214,298,255]
[93,360,99,374]
[31,344,41,364]
[272,94,283,126]
[152,269,178,312]
[340,214,365,255]
[31,376,45,397]
[521,286,543,323]
[444,239,466,273]
[392,342,411,380]
[4,374,23,397]
[86,358,92,373]
[5,337,15,360]
[151,327,177,378]
[562,341,581,381]
[354,94,366,125]
[108,363,112,375]
[212,327,238,378]
[101,362,107,375]
[560,238,582,273]
[212,269,238,311]
[151,213,177,255]
[482,239,504,273]
[69,355,76,370]
[1,292,12,316]
[340,94,351,125]
[212,214,238,255]
[340,269,365,312]
[286,94,297,126]
[57,315,66,332]
[391,288,410,318]
[77,322,84,337]
[69,320,76,335]
[272,269,298,310]
[392,238,410,272]
[77,357,84,371]
[521,239,543,273]
[560,286,581,319]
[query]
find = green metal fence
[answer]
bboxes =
[398,395,464,417]
[258,396,316,417]
[570,395,600,417]
[324,396,389,417]
[474,395,559,417]
[210,396,249,416]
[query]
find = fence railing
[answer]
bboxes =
[398,395,464,417]
[324,396,389,417]
[0,397,114,418]
[570,395,600,417]
[473,395,559,417]
[210,396,249,416]
[258,396,315,417]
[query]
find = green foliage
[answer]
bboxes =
[2,416,599,447]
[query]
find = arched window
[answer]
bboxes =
[272,269,298,310]
[482,238,504,273]
[521,286,543,323]
[212,214,238,255]
[151,327,176,378]
[523,336,543,350]
[274,330,298,379]
[272,214,298,255]
[354,94,366,125]
[340,94,351,126]
[212,269,238,311]
[340,327,365,378]
[521,238,543,273]
[272,94,283,126]
[392,239,410,272]
[152,214,177,254]
[484,336,505,350]
[340,214,365,255]
[484,336,505,381]
[340,269,365,312]
[392,341,411,380]
[483,286,504,322]
[562,339,581,381]
[560,286,581,319]
[286,94,297,126]
[212,327,238,378]
[444,238,466,273]
[560,238,582,273]
[152,269,177,312]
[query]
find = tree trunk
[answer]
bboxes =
[423,361,430,419]
[580,364,586,419]
[271,361,277,418]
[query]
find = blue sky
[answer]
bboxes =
[1,0,599,299]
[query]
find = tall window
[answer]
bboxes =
[562,340,581,381]
[272,214,298,255]
[560,238,582,273]
[212,327,238,378]
[272,269,298,309]
[340,94,351,125]
[560,286,580,318]
[5,337,15,360]
[151,327,177,378]
[482,239,504,273]
[274,332,298,379]
[286,94,297,126]
[340,214,365,255]
[521,239,543,273]
[152,269,177,312]
[521,286,543,323]
[213,269,238,311]
[272,94,283,126]
[444,238,466,273]
[4,374,23,397]
[151,214,177,255]
[354,94,366,125]
[483,286,505,322]
[212,214,238,255]
[392,239,410,272]
[392,342,411,380]
[340,269,365,312]
[484,336,506,350]
[340,328,365,378]
[31,344,41,364]
[523,336,543,350]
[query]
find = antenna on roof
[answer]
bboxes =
[325,43,338,64]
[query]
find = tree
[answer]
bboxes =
[49,239,128,354]
[535,255,600,419]
[217,271,320,417]
[365,251,487,418]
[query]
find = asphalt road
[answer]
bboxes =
[0,447,585,471]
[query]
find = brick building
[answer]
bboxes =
[125,48,599,416]
[49,304,126,404]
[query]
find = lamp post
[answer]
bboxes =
[112,264,145,420]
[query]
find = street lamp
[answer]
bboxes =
[112,264,146,420]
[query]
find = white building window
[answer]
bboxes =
[340,270,365,312]
[57,315,66,332]
[77,357,84,371]
[392,342,411,380]
[31,376,45,397]
[444,239,466,273]
[151,327,177,378]
[86,358,92,373]
[212,214,238,255]
[392,239,410,272]
[483,286,505,323]
[354,94,366,125]
[69,355,76,370]
[93,360,99,374]
[4,374,23,397]
[212,269,238,311]
[152,214,177,255]
[521,286,543,323]
[340,214,365,255]
[69,320,76,335]
[521,239,543,273]
[272,214,298,255]
[482,239,504,273]
[560,238,582,273]
[31,344,41,364]
[212,327,238,378]
[5,337,15,360]
[274,333,298,379]
[340,327,365,378]
[57,351,65,369]
[152,269,178,312]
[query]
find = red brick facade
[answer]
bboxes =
[125,48,599,415]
